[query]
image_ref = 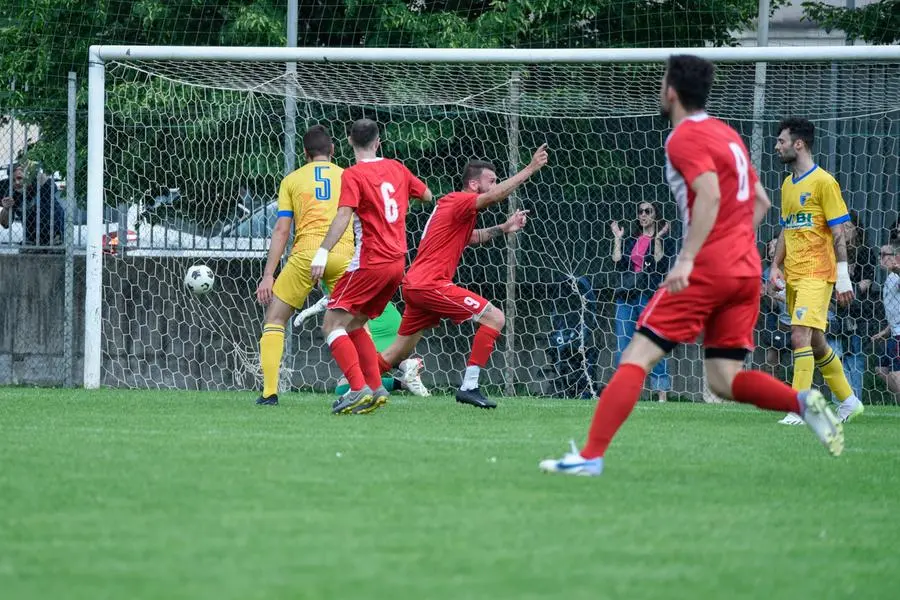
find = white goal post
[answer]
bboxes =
[85,44,900,397]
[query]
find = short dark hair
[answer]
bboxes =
[303,125,332,157]
[665,55,715,112]
[778,117,815,150]
[460,160,495,189]
[349,119,379,149]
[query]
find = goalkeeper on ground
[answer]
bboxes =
[254,125,354,405]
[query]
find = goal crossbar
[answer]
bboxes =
[92,44,900,64]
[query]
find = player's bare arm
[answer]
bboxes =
[872,325,891,341]
[418,188,434,204]
[311,206,353,283]
[468,209,529,246]
[653,221,669,262]
[610,221,625,262]
[474,145,548,210]
[752,181,772,228]
[0,196,12,228]
[831,222,855,306]
[768,229,787,293]
[662,171,719,294]
[256,215,293,305]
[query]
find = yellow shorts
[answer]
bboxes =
[785,278,834,331]
[272,249,351,309]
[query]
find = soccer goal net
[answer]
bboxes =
[85,46,900,403]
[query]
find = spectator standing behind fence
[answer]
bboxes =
[0,162,65,247]
[872,241,900,399]
[610,202,674,402]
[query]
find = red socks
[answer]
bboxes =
[580,366,802,460]
[326,329,366,390]
[349,328,383,390]
[731,371,800,413]
[581,364,647,459]
[468,325,501,367]
[377,353,393,375]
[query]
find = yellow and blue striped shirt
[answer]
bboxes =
[277,161,354,255]
[780,165,849,283]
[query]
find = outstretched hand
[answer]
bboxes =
[502,209,530,234]
[528,144,549,171]
[610,221,624,239]
[656,221,670,239]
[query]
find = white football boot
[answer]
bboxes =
[798,390,844,457]
[539,441,604,476]
[398,358,431,397]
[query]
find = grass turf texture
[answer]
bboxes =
[1,388,897,600]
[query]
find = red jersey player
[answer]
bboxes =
[372,146,548,409]
[311,119,432,415]
[540,54,844,477]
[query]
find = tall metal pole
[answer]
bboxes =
[749,0,770,172]
[64,72,77,387]
[83,48,105,388]
[284,0,298,176]
[5,80,14,247]
[504,72,522,397]
[281,0,299,380]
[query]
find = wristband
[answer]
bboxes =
[311,247,329,268]
[835,261,852,293]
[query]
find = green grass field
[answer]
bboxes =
[2,388,898,600]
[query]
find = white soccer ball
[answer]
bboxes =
[184,264,215,295]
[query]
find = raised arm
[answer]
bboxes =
[0,196,13,228]
[653,221,670,262]
[474,145,548,210]
[469,209,529,246]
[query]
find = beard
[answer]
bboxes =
[778,152,796,164]
[659,104,671,120]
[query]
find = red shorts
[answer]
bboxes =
[328,263,404,320]
[397,284,489,336]
[637,274,760,353]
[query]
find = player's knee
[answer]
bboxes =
[322,311,345,336]
[790,329,812,350]
[480,305,505,331]
[264,298,293,326]
[707,376,733,399]
[809,333,829,356]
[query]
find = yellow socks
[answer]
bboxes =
[816,346,854,402]
[260,323,286,398]
[792,346,814,391]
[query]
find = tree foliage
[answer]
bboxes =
[803,0,900,45]
[0,0,785,221]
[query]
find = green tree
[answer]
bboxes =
[0,0,785,224]
[803,0,900,45]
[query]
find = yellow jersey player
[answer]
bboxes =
[768,117,864,424]
[254,125,355,405]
